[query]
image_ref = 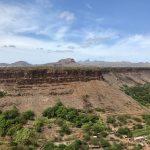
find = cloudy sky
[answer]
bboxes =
[0,0,150,64]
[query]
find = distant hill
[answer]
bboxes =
[0,59,150,67]
[0,61,32,67]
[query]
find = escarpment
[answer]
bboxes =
[0,67,150,116]
[0,68,104,85]
[0,67,150,87]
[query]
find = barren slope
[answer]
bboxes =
[0,67,149,116]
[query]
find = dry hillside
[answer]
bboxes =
[0,67,150,116]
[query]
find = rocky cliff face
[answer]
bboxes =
[0,67,149,86]
[0,68,104,85]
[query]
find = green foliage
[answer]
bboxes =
[43,102,100,128]
[117,115,130,124]
[100,138,110,148]
[82,123,91,132]
[66,140,89,150]
[117,127,132,137]
[0,107,36,138]
[142,114,150,125]
[14,128,36,145]
[132,126,150,137]
[121,84,150,105]
[92,121,105,134]
[90,137,100,145]
[133,124,143,130]
[83,133,91,141]
[0,107,23,136]
[132,144,143,150]
[107,116,116,124]
[22,110,35,120]
[105,142,124,150]
[59,124,71,135]
[7,124,22,136]
[34,117,50,133]
[0,91,7,98]
[3,107,19,119]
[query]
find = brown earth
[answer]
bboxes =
[0,67,150,116]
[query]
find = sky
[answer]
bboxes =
[0,0,150,64]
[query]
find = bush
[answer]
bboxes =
[121,84,150,106]
[7,124,22,136]
[117,115,129,124]
[142,114,150,125]
[105,142,124,150]
[22,110,35,120]
[133,117,142,122]
[92,122,105,134]
[133,124,143,130]
[90,137,100,145]
[14,128,36,145]
[3,107,19,119]
[107,116,116,124]
[82,123,91,132]
[43,102,100,128]
[133,144,143,150]
[67,140,89,150]
[59,124,71,135]
[117,127,132,137]
[0,91,6,98]
[83,133,91,141]
[43,142,56,150]
[100,138,110,148]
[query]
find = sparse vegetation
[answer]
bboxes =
[0,91,7,98]
[117,127,132,137]
[121,83,150,106]
[0,101,149,149]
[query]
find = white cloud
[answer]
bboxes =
[0,1,149,63]
[59,11,76,22]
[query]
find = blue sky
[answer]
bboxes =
[0,0,150,64]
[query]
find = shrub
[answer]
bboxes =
[133,124,143,130]
[121,84,150,106]
[14,128,36,145]
[117,127,132,137]
[107,116,116,124]
[142,114,150,125]
[82,123,91,132]
[43,102,100,128]
[92,122,105,134]
[67,140,89,150]
[133,144,143,150]
[43,142,56,150]
[3,107,19,119]
[105,142,124,150]
[59,124,71,135]
[100,138,110,148]
[7,124,22,136]
[133,117,142,122]
[90,137,100,145]
[117,115,129,124]
[83,133,91,141]
[22,110,35,120]
[0,91,7,98]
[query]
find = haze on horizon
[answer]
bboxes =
[0,0,150,64]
